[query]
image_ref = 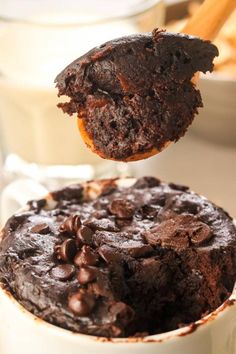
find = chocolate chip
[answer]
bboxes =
[55,238,77,261]
[51,264,75,281]
[189,223,212,246]
[68,291,95,316]
[77,266,97,284]
[133,177,161,189]
[77,226,94,246]
[108,199,135,219]
[31,223,50,234]
[85,218,119,232]
[144,216,191,250]
[144,215,213,250]
[169,183,189,192]
[164,194,199,215]
[109,302,134,325]
[74,246,99,266]
[6,213,32,232]
[90,270,112,297]
[98,245,122,263]
[59,215,81,235]
[51,184,83,202]
[139,204,160,219]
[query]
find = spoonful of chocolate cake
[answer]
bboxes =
[55,0,235,161]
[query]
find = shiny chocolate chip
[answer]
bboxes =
[77,226,94,246]
[74,246,99,266]
[59,215,81,235]
[55,238,77,261]
[190,223,212,246]
[68,292,95,316]
[31,223,50,234]
[108,199,135,219]
[109,301,134,325]
[51,264,75,281]
[77,266,97,284]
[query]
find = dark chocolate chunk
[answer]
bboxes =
[108,199,135,219]
[127,243,153,258]
[144,215,213,250]
[77,266,97,284]
[139,204,160,219]
[51,185,83,201]
[77,226,94,246]
[4,213,32,233]
[164,194,200,215]
[98,245,122,264]
[133,176,161,189]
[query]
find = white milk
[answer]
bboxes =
[0,20,137,166]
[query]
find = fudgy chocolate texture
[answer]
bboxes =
[1,177,236,338]
[55,29,218,160]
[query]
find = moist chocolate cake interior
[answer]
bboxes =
[56,29,218,160]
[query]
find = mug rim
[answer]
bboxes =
[0,283,236,344]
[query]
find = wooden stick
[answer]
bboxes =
[182,0,236,40]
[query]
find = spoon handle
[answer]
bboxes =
[182,0,236,40]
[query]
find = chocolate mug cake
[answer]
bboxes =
[56,29,218,161]
[1,177,236,338]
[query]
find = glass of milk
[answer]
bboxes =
[0,0,165,191]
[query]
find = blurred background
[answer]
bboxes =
[0,0,235,223]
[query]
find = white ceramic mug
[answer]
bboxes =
[1,178,236,354]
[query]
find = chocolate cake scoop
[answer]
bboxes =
[55,29,218,161]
